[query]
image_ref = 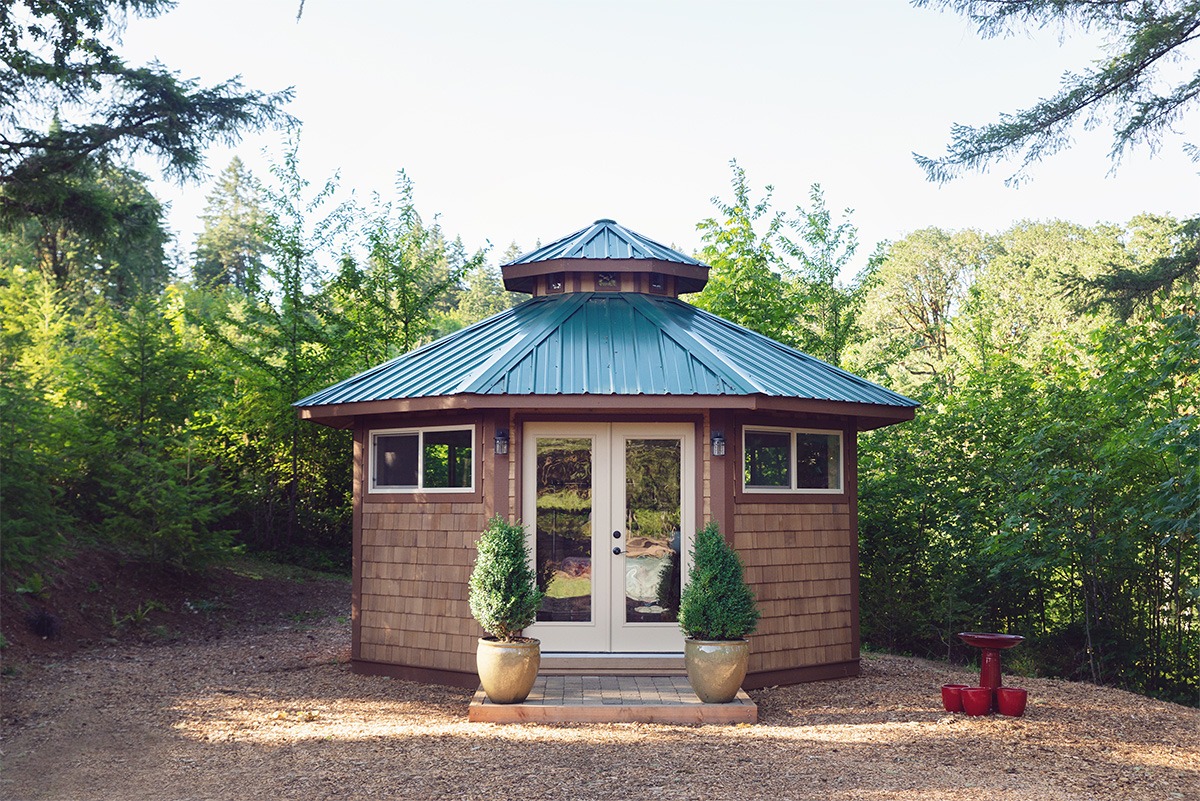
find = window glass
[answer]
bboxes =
[423,429,473,488]
[796,432,840,490]
[743,427,843,492]
[375,434,419,488]
[372,428,473,491]
[744,430,791,488]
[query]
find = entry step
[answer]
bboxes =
[468,675,757,724]
[540,652,685,675]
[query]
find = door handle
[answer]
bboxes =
[612,545,623,555]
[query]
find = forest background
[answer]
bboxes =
[1,1,1196,706]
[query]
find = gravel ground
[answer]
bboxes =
[2,615,1197,801]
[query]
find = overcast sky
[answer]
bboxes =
[121,0,1197,270]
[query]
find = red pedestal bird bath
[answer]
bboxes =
[958,632,1024,705]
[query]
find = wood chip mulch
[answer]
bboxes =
[2,617,1197,801]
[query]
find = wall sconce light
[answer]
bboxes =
[711,432,726,457]
[494,429,509,455]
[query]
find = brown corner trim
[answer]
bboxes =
[743,659,861,690]
[350,659,479,689]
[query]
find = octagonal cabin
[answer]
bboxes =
[296,219,917,688]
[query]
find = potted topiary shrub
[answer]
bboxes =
[678,521,760,703]
[468,516,545,703]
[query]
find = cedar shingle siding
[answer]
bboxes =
[359,502,485,673]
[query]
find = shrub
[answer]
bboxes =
[678,522,759,640]
[468,516,544,642]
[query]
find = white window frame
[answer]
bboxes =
[369,425,476,494]
[742,425,843,494]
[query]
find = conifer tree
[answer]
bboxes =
[915,0,1200,183]
[193,158,267,291]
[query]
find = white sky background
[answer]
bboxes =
[120,0,1198,271]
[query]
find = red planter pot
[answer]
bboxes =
[961,687,993,716]
[941,684,970,713]
[997,687,1028,717]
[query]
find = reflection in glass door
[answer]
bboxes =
[534,437,594,623]
[621,438,681,624]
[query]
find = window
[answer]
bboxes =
[371,426,474,492]
[743,427,842,492]
[596,272,618,289]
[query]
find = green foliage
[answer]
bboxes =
[0,264,75,573]
[858,240,1198,703]
[2,157,172,305]
[1072,215,1200,316]
[847,227,995,397]
[689,161,796,345]
[14,573,48,599]
[188,135,353,554]
[446,262,518,330]
[468,517,544,642]
[328,171,486,370]
[781,183,875,365]
[678,522,759,641]
[914,0,1200,184]
[93,442,236,568]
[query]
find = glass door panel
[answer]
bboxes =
[622,438,682,624]
[534,437,593,623]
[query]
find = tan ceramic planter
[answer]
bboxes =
[476,637,540,704]
[684,638,749,703]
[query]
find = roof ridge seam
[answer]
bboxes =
[624,294,763,396]
[691,306,919,406]
[455,293,590,393]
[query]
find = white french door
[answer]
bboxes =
[523,423,694,653]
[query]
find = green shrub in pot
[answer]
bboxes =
[468,516,545,703]
[678,521,759,702]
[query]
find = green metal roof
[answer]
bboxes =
[295,293,918,413]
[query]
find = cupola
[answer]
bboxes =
[500,218,709,298]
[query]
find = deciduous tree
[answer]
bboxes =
[781,183,876,366]
[690,161,796,346]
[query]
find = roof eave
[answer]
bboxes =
[296,393,917,430]
[501,258,710,294]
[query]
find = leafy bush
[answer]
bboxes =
[678,522,759,641]
[468,516,544,642]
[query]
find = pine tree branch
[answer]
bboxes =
[913,0,1200,183]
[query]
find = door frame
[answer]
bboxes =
[522,422,695,653]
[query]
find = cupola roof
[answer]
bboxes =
[501,219,709,296]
